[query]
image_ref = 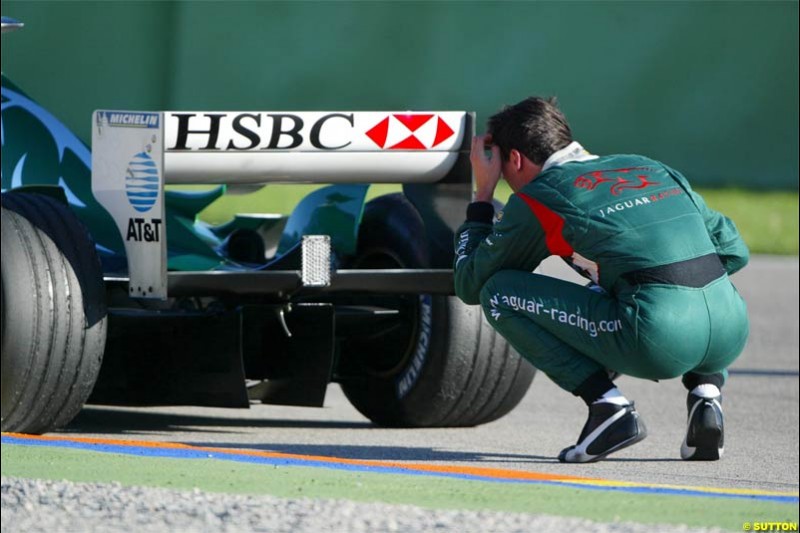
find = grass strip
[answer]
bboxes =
[698,188,798,255]
[2,443,796,531]
[184,184,798,255]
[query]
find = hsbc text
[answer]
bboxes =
[168,113,354,151]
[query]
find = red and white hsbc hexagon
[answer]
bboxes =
[163,112,466,152]
[363,113,461,150]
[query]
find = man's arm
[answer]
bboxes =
[664,165,750,275]
[454,196,549,304]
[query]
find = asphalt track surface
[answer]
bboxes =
[3,256,797,529]
[54,256,799,487]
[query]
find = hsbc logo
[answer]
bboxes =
[164,111,463,152]
[365,114,455,150]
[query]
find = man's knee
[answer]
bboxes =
[479,275,499,323]
[478,278,495,310]
[479,270,531,324]
[479,271,512,311]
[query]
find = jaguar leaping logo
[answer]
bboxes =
[574,167,660,196]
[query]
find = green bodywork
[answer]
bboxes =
[1,74,367,273]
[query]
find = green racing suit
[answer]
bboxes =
[453,143,749,394]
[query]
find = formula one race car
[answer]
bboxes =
[1,18,534,434]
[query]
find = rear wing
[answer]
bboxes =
[92,111,474,298]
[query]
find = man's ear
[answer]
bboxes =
[510,149,523,171]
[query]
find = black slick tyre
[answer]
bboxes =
[1,193,107,434]
[338,193,535,427]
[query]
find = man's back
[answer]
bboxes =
[520,154,731,291]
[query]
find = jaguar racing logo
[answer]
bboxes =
[574,168,660,196]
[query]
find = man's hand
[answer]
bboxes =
[470,135,502,202]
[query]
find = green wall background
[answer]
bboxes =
[2,1,798,189]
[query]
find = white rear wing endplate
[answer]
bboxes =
[92,111,167,298]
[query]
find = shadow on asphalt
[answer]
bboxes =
[178,441,682,465]
[62,407,373,434]
[62,408,682,464]
[187,441,557,463]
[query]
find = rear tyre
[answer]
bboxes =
[338,193,535,427]
[1,193,107,434]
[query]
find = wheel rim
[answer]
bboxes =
[341,249,422,378]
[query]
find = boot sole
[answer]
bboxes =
[584,426,648,463]
[560,411,648,464]
[681,425,723,460]
[681,401,724,461]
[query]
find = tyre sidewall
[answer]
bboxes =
[1,208,57,430]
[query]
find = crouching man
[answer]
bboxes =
[454,97,749,462]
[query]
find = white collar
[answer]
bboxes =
[541,141,598,172]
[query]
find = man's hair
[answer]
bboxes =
[487,96,573,165]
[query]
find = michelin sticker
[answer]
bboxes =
[97,111,160,129]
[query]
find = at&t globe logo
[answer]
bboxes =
[125,151,159,213]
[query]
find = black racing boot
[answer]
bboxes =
[558,402,647,463]
[681,390,724,461]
